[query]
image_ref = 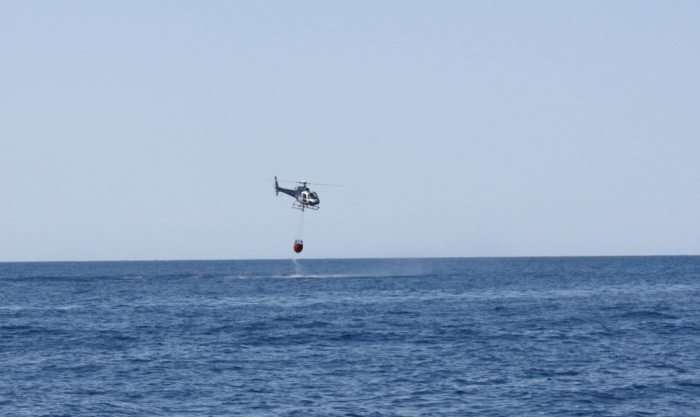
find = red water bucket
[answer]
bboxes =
[293,240,303,253]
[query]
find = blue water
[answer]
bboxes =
[2,257,700,416]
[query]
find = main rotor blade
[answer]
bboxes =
[266,178,343,187]
[266,178,299,184]
[304,182,343,187]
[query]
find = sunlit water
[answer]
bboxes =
[2,257,700,416]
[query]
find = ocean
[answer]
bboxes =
[1,257,700,416]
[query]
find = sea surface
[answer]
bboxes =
[2,257,700,416]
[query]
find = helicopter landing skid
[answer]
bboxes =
[292,202,319,211]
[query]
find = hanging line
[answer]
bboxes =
[295,209,305,242]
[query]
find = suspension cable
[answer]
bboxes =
[295,210,305,242]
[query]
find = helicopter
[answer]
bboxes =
[273,176,340,211]
[272,177,340,253]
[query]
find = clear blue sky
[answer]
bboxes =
[1,1,698,261]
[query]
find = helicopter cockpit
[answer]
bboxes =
[301,191,319,204]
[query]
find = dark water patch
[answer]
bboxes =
[676,380,700,389]
[618,311,680,320]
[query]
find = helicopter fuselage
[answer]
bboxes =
[275,181,320,210]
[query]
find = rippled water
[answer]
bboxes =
[2,257,700,416]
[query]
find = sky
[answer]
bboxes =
[1,1,699,261]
